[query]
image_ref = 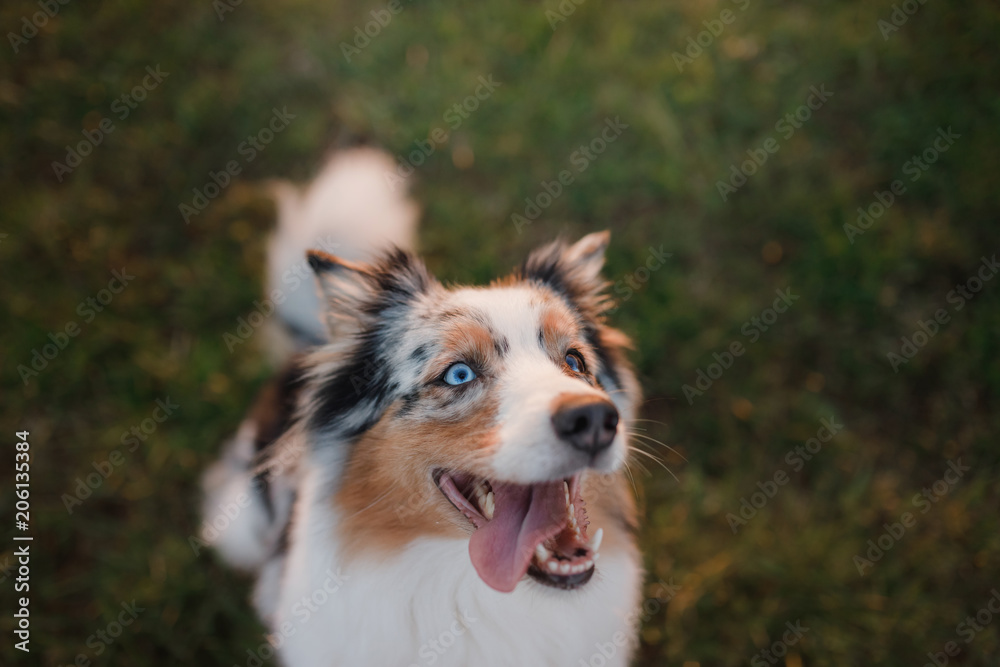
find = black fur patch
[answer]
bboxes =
[396,390,421,417]
[362,248,430,314]
[307,247,432,440]
[583,324,622,391]
[249,360,307,519]
[253,361,307,453]
[309,330,393,437]
[493,335,510,357]
[520,245,583,306]
[272,492,297,558]
[307,252,337,273]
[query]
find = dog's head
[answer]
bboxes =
[302,232,640,592]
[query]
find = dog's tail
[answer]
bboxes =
[201,148,418,575]
[264,147,420,356]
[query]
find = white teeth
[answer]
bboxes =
[535,544,550,561]
[589,528,604,553]
[568,503,575,515]
[482,491,495,520]
[564,481,571,505]
[538,554,596,578]
[568,513,581,540]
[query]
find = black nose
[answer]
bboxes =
[552,398,619,456]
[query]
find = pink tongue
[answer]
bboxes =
[468,480,567,592]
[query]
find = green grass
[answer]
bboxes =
[2,0,999,665]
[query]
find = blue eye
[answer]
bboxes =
[565,351,585,373]
[443,362,477,386]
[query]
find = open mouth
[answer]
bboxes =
[434,470,602,592]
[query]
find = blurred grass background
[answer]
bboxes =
[2,0,999,665]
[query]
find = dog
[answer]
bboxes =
[201,148,644,666]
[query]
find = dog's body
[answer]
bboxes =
[202,149,644,666]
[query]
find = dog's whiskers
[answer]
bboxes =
[621,459,640,499]
[626,429,688,463]
[339,486,395,522]
[629,418,668,427]
[626,445,679,483]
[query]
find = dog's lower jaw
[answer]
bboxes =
[258,467,643,667]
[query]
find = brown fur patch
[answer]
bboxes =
[580,470,639,554]
[539,305,602,383]
[439,319,496,375]
[539,307,577,350]
[249,357,306,454]
[333,394,501,562]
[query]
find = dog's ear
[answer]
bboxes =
[307,247,433,338]
[523,232,641,419]
[521,231,611,315]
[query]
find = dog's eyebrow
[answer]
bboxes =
[537,306,579,349]
[432,307,514,367]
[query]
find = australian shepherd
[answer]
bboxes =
[201,148,644,666]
